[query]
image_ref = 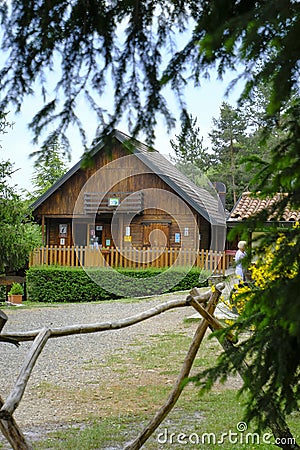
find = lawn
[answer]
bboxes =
[32,326,300,450]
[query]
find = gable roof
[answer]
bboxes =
[227,191,300,223]
[31,129,225,226]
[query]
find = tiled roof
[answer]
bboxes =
[115,131,225,226]
[227,192,300,222]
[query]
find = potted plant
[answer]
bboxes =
[8,283,24,304]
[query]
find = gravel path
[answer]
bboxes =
[0,292,197,446]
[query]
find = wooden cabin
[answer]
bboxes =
[31,130,226,267]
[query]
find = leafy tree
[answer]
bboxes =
[0,0,300,444]
[0,160,41,273]
[30,136,69,201]
[0,113,41,273]
[170,99,274,211]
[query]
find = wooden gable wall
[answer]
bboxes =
[33,140,211,249]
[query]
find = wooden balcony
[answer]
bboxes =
[84,192,144,215]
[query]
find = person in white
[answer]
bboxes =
[235,240,247,281]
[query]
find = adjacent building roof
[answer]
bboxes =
[31,129,226,227]
[227,191,300,223]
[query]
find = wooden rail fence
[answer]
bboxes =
[29,246,236,275]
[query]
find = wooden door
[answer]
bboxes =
[88,222,114,247]
[143,223,170,247]
[73,223,87,246]
[102,223,113,247]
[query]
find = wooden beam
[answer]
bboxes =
[0,396,32,450]
[0,298,190,342]
[0,328,51,419]
[125,284,224,450]
[41,215,45,245]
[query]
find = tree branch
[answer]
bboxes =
[189,297,238,343]
[124,284,224,450]
[0,396,32,450]
[0,328,51,419]
[0,297,191,342]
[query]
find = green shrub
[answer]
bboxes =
[8,282,24,295]
[0,285,6,302]
[26,266,209,303]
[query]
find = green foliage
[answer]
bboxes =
[0,111,13,137]
[0,186,42,272]
[8,282,23,295]
[0,114,41,273]
[1,1,298,145]
[0,113,41,273]
[26,266,209,303]
[29,135,69,201]
[0,285,6,302]
[249,98,300,208]
[170,114,214,177]
[0,118,42,273]
[208,102,248,208]
[207,94,276,210]
[200,96,300,430]
[172,93,276,211]
[202,227,300,429]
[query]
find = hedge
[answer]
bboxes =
[26,266,210,302]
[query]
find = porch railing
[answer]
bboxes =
[29,246,236,275]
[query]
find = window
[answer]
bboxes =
[59,224,68,237]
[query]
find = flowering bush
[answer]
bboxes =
[226,280,252,317]
[224,223,299,319]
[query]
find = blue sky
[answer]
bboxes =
[0,8,245,194]
[1,67,243,193]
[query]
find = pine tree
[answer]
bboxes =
[208,102,248,208]
[170,115,214,185]
[30,137,69,201]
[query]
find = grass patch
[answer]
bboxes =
[31,325,300,449]
[34,390,300,449]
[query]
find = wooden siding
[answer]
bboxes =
[33,140,213,250]
[44,210,210,249]
[47,218,72,247]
